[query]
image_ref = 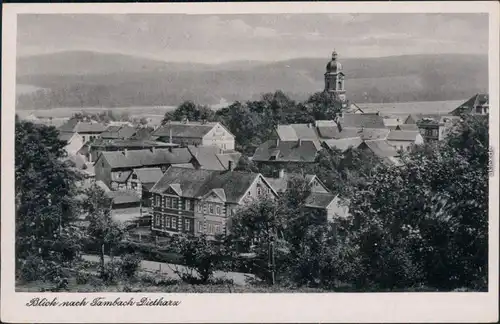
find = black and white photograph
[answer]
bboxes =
[1,2,499,323]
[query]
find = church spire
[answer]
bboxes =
[324,50,346,103]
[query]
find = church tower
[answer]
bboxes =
[324,50,346,103]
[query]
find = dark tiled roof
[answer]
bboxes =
[59,119,106,133]
[387,130,421,141]
[396,124,419,131]
[305,192,337,208]
[152,121,217,139]
[216,152,242,170]
[91,138,179,149]
[150,167,260,203]
[58,132,75,142]
[362,140,399,158]
[188,145,226,171]
[98,148,193,169]
[101,125,138,139]
[131,127,154,140]
[450,93,489,115]
[252,140,319,163]
[133,167,164,185]
[322,137,363,151]
[338,113,386,129]
[264,173,317,193]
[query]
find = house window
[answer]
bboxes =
[198,221,204,232]
[159,215,163,228]
[231,209,236,216]
[167,217,172,229]
[215,225,221,234]
[476,107,482,114]
[209,204,214,214]
[257,187,261,195]
[155,215,161,227]
[203,203,207,213]
[184,219,190,231]
[198,203,202,212]
[216,206,221,215]
[185,199,191,211]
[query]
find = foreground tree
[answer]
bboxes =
[15,120,83,284]
[81,185,124,278]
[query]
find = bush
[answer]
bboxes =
[119,253,141,278]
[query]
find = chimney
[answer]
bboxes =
[168,146,173,153]
[276,138,280,147]
[298,139,302,147]
[151,147,156,154]
[279,169,285,179]
[123,148,128,157]
[169,128,173,144]
[228,160,234,171]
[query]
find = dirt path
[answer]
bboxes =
[82,254,254,286]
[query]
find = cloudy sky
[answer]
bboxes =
[17,13,488,63]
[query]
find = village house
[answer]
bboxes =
[152,120,235,150]
[93,147,195,189]
[183,145,242,171]
[149,166,278,238]
[58,118,107,143]
[100,125,138,140]
[58,132,85,156]
[264,170,350,222]
[450,93,489,116]
[404,114,459,142]
[358,140,402,166]
[252,139,321,167]
[80,138,179,163]
[386,130,424,151]
[125,167,164,208]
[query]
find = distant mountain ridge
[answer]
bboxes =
[16,51,488,109]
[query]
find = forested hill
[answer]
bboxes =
[16,51,488,109]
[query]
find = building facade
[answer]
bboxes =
[149,167,278,238]
[152,121,235,151]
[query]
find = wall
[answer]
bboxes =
[151,193,196,236]
[65,134,84,156]
[94,156,113,188]
[202,123,235,150]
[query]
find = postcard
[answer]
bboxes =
[1,1,499,323]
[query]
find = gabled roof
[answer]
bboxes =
[111,170,133,183]
[387,130,421,142]
[322,137,363,151]
[338,113,386,129]
[188,145,226,171]
[152,121,226,139]
[264,173,323,193]
[216,152,242,170]
[450,93,489,115]
[362,140,399,158]
[101,125,137,139]
[132,167,164,185]
[317,126,389,141]
[396,124,419,131]
[90,138,178,149]
[97,148,193,169]
[58,132,76,142]
[59,119,107,133]
[304,192,337,209]
[252,140,320,163]
[150,167,263,204]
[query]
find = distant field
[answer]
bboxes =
[17,106,177,119]
[357,99,465,116]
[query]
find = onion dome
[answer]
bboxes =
[326,50,342,73]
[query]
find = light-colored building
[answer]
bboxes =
[149,167,278,238]
[152,120,235,150]
[58,132,85,156]
[58,119,107,143]
[386,130,424,152]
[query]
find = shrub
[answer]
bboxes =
[119,253,141,278]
